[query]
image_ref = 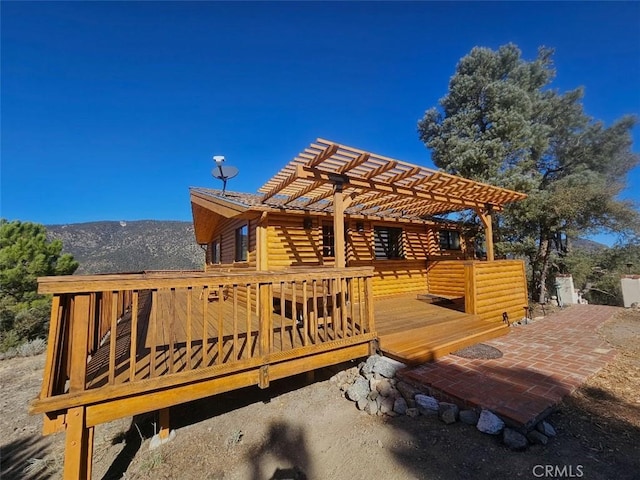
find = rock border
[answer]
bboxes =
[330,354,557,451]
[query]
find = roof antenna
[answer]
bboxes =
[211,155,239,195]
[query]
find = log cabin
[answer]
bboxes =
[31,139,529,479]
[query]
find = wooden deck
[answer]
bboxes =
[31,265,524,479]
[375,294,510,365]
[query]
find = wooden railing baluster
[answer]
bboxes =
[108,291,118,385]
[302,280,308,346]
[169,288,176,374]
[129,291,138,382]
[150,290,157,377]
[246,284,252,359]
[217,285,224,364]
[233,284,238,361]
[186,287,192,370]
[202,286,209,367]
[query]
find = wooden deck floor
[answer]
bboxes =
[375,295,510,365]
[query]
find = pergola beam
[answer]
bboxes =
[307,143,339,168]
[297,165,500,211]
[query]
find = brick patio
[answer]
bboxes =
[400,304,619,429]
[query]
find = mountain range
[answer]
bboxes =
[46,220,204,275]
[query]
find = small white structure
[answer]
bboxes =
[555,274,579,306]
[621,275,640,308]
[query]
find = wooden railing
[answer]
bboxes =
[33,267,375,418]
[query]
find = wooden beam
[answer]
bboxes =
[337,152,370,174]
[476,208,495,261]
[298,166,497,211]
[333,185,346,268]
[70,295,91,393]
[301,188,334,208]
[64,406,92,480]
[261,169,299,202]
[283,181,324,204]
[307,143,339,168]
[364,160,398,179]
[386,166,421,185]
[190,191,248,218]
[159,407,170,440]
[256,212,269,271]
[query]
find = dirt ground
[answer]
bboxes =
[1,308,639,480]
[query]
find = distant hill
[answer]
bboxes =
[572,237,609,253]
[46,221,204,275]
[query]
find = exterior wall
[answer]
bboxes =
[204,214,259,271]
[264,214,468,298]
[465,260,529,323]
[200,210,471,299]
[426,260,466,298]
[204,213,260,307]
[266,213,324,269]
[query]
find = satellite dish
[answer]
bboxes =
[211,155,239,195]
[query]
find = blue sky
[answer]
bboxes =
[2,1,639,244]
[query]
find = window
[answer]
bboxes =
[374,226,404,259]
[235,224,248,262]
[439,230,461,250]
[208,239,221,264]
[322,224,335,258]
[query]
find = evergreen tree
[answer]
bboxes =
[0,219,78,348]
[418,44,639,301]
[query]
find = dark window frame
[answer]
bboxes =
[322,224,335,258]
[374,226,404,260]
[439,230,461,251]
[235,224,249,262]
[208,238,221,264]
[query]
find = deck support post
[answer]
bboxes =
[64,406,93,480]
[259,365,270,388]
[477,206,495,261]
[159,407,170,440]
[333,184,346,268]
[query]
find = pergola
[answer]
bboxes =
[258,139,527,266]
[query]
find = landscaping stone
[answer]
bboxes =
[526,430,549,446]
[356,398,368,411]
[476,410,505,435]
[365,399,378,415]
[369,377,382,393]
[361,355,380,375]
[438,402,459,425]
[503,428,528,450]
[396,381,420,408]
[536,420,557,437]
[346,377,369,402]
[406,408,419,417]
[459,409,479,425]
[415,394,439,415]
[376,378,395,397]
[372,356,406,378]
[393,397,408,415]
[380,396,395,415]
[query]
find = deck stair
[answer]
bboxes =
[375,295,509,365]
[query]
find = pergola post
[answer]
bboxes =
[477,206,494,261]
[333,184,346,268]
[256,212,269,271]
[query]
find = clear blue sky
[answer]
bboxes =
[2,2,639,242]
